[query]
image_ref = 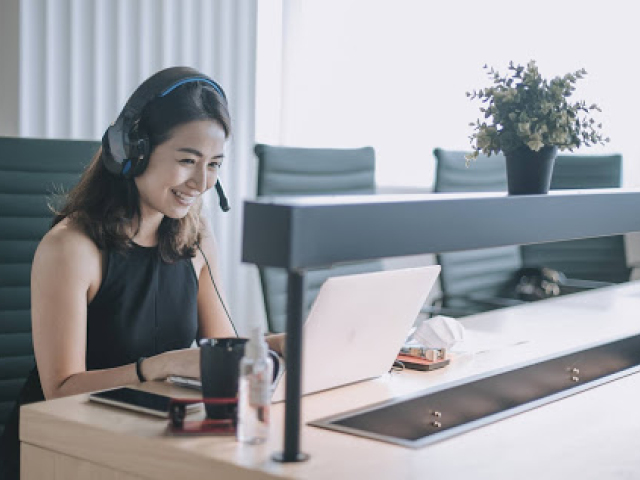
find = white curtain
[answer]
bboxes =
[0,0,263,333]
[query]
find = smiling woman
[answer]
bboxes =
[52,70,232,264]
[0,67,284,480]
[134,120,226,240]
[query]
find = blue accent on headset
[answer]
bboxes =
[122,159,132,175]
[160,77,225,98]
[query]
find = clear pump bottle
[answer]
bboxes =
[237,325,273,444]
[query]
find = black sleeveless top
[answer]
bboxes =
[0,244,199,480]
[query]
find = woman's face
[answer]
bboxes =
[134,119,226,220]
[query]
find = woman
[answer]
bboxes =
[0,67,282,479]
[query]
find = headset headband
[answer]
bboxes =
[103,66,227,176]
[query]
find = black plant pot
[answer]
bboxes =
[505,145,558,195]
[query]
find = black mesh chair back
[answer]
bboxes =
[432,149,629,316]
[0,137,98,437]
[521,154,629,283]
[254,144,382,332]
[433,149,522,314]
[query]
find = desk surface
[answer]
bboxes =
[21,282,640,480]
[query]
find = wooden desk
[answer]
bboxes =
[21,282,640,479]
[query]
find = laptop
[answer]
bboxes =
[168,266,441,402]
[271,265,440,402]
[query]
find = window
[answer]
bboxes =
[256,0,638,189]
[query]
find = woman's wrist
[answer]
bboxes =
[137,354,168,382]
[133,349,199,382]
[136,357,147,382]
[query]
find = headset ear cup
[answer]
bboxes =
[127,137,150,178]
[136,137,151,176]
[101,127,124,175]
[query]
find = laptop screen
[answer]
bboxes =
[271,265,441,402]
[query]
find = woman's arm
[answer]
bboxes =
[31,223,200,400]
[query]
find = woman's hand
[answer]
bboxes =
[266,333,287,358]
[143,347,201,380]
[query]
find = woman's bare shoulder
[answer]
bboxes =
[199,215,218,247]
[191,216,219,276]
[36,218,101,265]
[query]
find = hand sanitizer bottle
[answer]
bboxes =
[237,325,273,444]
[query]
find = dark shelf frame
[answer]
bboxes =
[241,188,640,461]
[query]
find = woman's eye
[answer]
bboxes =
[179,158,196,165]
[208,162,221,169]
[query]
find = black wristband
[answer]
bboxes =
[136,357,147,382]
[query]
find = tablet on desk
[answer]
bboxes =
[166,375,202,391]
[89,387,201,418]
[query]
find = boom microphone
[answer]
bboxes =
[215,180,230,212]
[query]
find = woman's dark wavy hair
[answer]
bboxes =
[52,81,231,262]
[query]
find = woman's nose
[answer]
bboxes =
[189,165,213,193]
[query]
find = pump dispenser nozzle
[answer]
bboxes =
[246,325,268,361]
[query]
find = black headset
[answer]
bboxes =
[101,67,237,335]
[101,66,230,212]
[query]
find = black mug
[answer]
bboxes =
[199,337,280,419]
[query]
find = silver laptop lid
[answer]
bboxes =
[272,265,441,402]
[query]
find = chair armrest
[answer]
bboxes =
[465,293,525,308]
[560,277,615,290]
[420,304,481,318]
[423,293,526,318]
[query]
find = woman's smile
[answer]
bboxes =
[171,189,198,206]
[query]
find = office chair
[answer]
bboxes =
[431,149,628,317]
[431,149,524,316]
[520,154,629,283]
[0,136,98,438]
[254,144,382,333]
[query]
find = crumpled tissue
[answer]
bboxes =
[410,315,465,350]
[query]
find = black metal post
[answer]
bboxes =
[272,269,309,462]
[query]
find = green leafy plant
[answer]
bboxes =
[466,60,609,162]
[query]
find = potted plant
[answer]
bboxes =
[466,61,609,194]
